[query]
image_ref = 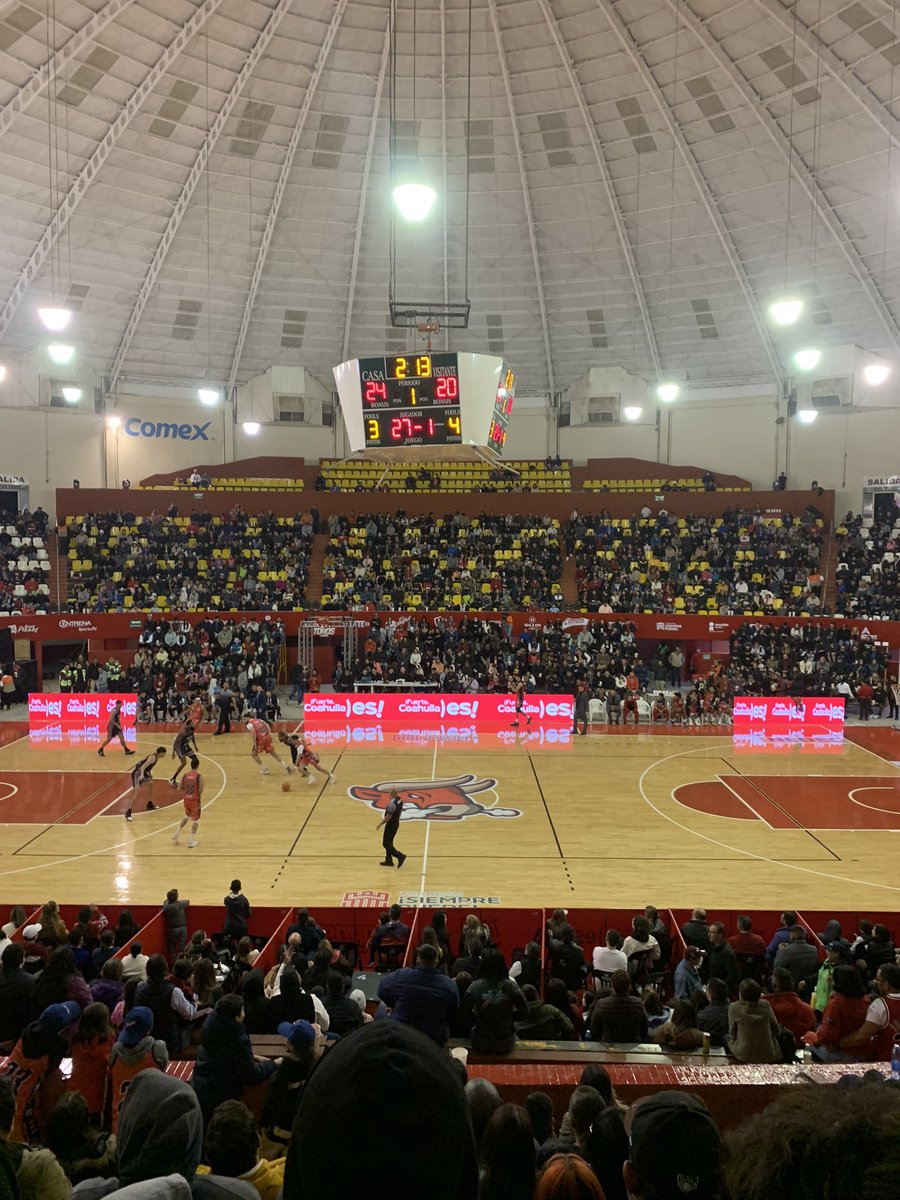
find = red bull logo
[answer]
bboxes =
[348,774,522,822]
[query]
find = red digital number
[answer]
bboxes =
[435,376,459,400]
[364,381,387,403]
[390,417,414,441]
[505,394,514,416]
[427,418,435,436]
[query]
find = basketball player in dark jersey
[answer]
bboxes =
[169,719,197,787]
[510,677,531,728]
[98,700,135,757]
[124,746,167,822]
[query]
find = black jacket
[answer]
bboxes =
[193,1009,276,1123]
[0,965,35,1045]
[223,894,252,939]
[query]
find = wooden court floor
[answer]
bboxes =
[0,721,899,911]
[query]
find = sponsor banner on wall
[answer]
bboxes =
[304,692,574,727]
[732,696,845,739]
[28,692,139,731]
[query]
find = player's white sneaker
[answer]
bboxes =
[306,774,315,786]
[328,773,336,784]
[171,833,179,844]
[260,767,269,775]
[188,837,197,848]
[169,779,178,789]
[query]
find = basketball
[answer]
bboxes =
[281,781,291,793]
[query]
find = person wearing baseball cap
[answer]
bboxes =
[107,1006,169,1134]
[260,1020,320,1145]
[4,1002,78,1143]
[624,1092,723,1200]
[20,923,49,972]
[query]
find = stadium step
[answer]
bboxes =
[305,532,330,606]
[559,534,579,606]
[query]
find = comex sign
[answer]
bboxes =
[124,418,211,441]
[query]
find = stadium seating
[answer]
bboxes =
[63,511,311,612]
[0,511,53,614]
[321,513,563,611]
[572,509,824,616]
[316,459,572,493]
[583,476,752,493]
[834,510,900,620]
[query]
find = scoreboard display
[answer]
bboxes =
[334,351,516,457]
[358,353,462,449]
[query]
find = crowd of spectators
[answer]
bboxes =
[1,897,899,1199]
[62,509,312,613]
[834,508,900,620]
[0,509,52,614]
[571,508,824,615]
[320,512,563,611]
[122,617,286,723]
[727,622,893,715]
[333,615,642,695]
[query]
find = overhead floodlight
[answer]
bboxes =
[622,406,642,421]
[38,306,72,332]
[47,343,74,364]
[0,364,7,383]
[797,409,818,424]
[392,182,437,222]
[769,297,803,326]
[242,421,260,435]
[656,383,679,403]
[61,386,82,403]
[198,387,219,406]
[107,416,121,429]
[863,362,891,386]
[793,348,821,371]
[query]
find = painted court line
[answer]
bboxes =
[417,737,439,897]
[640,740,900,896]
[0,739,229,881]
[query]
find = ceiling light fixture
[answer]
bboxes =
[656,383,679,403]
[797,409,818,424]
[47,343,74,364]
[38,306,72,332]
[863,362,890,386]
[622,406,642,421]
[0,365,7,383]
[242,421,260,435]
[793,348,821,371]
[107,416,121,429]
[198,387,219,406]
[61,386,82,403]
[769,297,803,326]
[392,181,436,222]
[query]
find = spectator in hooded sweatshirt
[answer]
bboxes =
[70,1069,257,1198]
[0,942,35,1047]
[192,995,277,1127]
[281,1022,478,1200]
[222,882,252,944]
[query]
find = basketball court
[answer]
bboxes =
[0,718,898,911]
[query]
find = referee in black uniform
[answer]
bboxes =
[377,789,407,868]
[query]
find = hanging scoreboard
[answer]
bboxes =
[333,352,516,457]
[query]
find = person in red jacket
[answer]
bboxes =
[764,968,815,1047]
[728,915,767,959]
[802,965,869,1062]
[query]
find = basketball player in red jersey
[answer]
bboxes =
[277,731,334,785]
[171,755,203,847]
[188,694,205,727]
[246,718,292,776]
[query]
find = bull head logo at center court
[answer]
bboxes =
[348,774,522,821]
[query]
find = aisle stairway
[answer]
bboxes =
[305,533,330,607]
[559,535,580,608]
[820,532,839,612]
[49,531,68,611]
